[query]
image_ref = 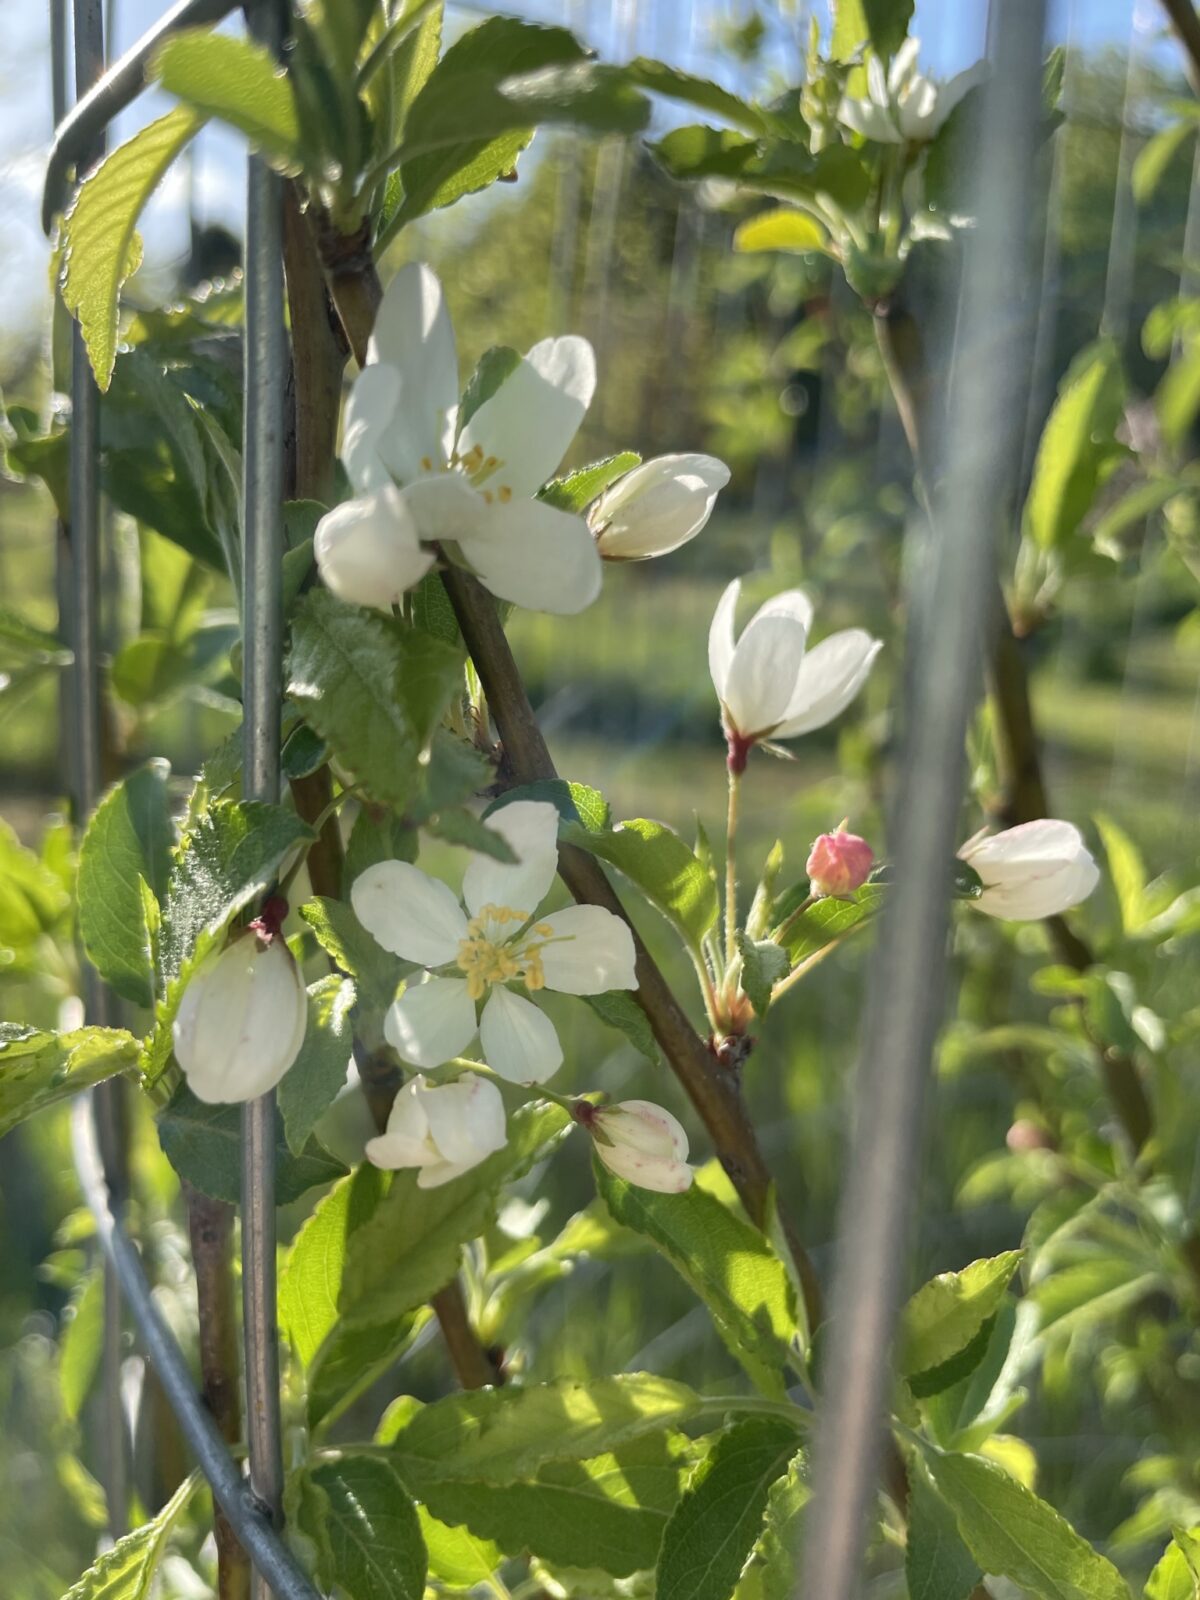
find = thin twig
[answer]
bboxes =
[1159,0,1200,94]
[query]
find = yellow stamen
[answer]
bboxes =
[498,485,513,503]
[420,455,433,471]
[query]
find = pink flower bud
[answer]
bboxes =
[587,1100,693,1193]
[806,829,873,898]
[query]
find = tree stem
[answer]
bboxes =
[183,1183,250,1600]
[1159,0,1200,94]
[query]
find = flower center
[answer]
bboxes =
[455,903,555,1001]
[419,441,515,507]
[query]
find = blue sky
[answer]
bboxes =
[0,0,1184,371]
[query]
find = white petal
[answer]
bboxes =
[772,629,882,739]
[722,613,809,738]
[753,587,814,634]
[365,1075,434,1169]
[365,262,459,483]
[462,800,560,920]
[479,987,563,1084]
[888,36,921,92]
[422,1073,507,1167]
[173,935,307,1104]
[591,453,731,561]
[867,55,889,105]
[963,821,1101,921]
[384,976,477,1069]
[933,61,986,127]
[313,487,435,612]
[396,472,490,545]
[351,860,468,966]
[707,578,740,704]
[457,335,596,499]
[897,75,940,140]
[342,364,401,494]
[455,497,602,615]
[536,905,638,995]
[963,819,1085,867]
[838,95,903,143]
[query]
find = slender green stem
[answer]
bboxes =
[772,893,815,950]
[771,918,875,1004]
[444,1056,583,1115]
[725,768,742,972]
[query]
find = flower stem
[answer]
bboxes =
[772,894,815,950]
[771,919,873,1004]
[725,767,742,973]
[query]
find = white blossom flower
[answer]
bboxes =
[589,1100,693,1193]
[960,820,1100,921]
[708,578,881,766]
[589,453,731,561]
[365,1072,507,1187]
[172,928,307,1104]
[351,801,637,1084]
[316,262,602,615]
[839,39,985,146]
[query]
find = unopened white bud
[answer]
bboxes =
[959,819,1100,921]
[589,1099,693,1193]
[314,484,435,613]
[172,929,307,1104]
[366,1073,508,1188]
[590,454,730,561]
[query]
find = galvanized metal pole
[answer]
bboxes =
[66,0,131,1541]
[796,5,1049,1597]
[241,3,288,1591]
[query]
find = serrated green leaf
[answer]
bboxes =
[78,761,174,1008]
[281,1163,388,1366]
[737,1453,808,1600]
[583,989,660,1063]
[152,30,301,166]
[61,1470,198,1600]
[278,976,354,1155]
[459,346,522,430]
[775,884,885,963]
[862,0,914,58]
[737,934,789,1018]
[1023,340,1125,553]
[341,1102,570,1327]
[562,817,719,952]
[657,1419,802,1600]
[60,1268,105,1423]
[538,453,642,514]
[418,1431,695,1577]
[0,1025,140,1139]
[920,1446,1130,1600]
[419,1504,504,1592]
[299,1455,426,1600]
[1146,1527,1200,1600]
[389,1373,703,1489]
[906,1455,982,1600]
[624,58,768,133]
[487,779,610,832]
[156,1087,348,1206]
[595,1161,797,1399]
[899,1252,1023,1384]
[410,571,461,645]
[423,807,517,860]
[58,108,203,389]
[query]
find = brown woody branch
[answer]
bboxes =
[316,228,824,1331]
[1160,0,1200,94]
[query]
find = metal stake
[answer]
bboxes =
[241,2,288,1590]
[796,4,1049,1597]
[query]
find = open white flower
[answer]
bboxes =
[960,820,1100,921]
[708,578,881,765]
[351,801,637,1084]
[316,262,602,615]
[590,1100,693,1193]
[172,928,307,1105]
[589,453,730,561]
[839,39,984,145]
[366,1072,507,1187]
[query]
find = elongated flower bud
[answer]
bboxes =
[172,928,307,1104]
[587,1099,693,1193]
[806,828,874,898]
[959,819,1099,921]
[590,454,730,561]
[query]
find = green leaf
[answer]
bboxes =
[899,1252,1023,1385]
[152,30,301,167]
[583,989,660,1064]
[78,761,174,1008]
[289,590,461,808]
[488,779,610,832]
[650,124,764,183]
[58,108,203,390]
[862,0,915,58]
[831,0,870,59]
[1157,341,1200,450]
[410,571,461,646]
[538,453,642,514]
[595,1161,797,1400]
[1146,1527,1200,1600]
[386,18,588,230]
[60,1268,105,1422]
[389,1373,703,1489]
[343,808,418,888]
[906,1456,982,1600]
[418,1431,695,1578]
[278,976,354,1155]
[0,1025,140,1139]
[1132,117,1198,205]
[0,817,70,950]
[562,817,719,952]
[1023,340,1125,552]
[738,1453,809,1600]
[281,1163,388,1366]
[737,934,789,1019]
[734,209,828,255]
[308,1311,428,1434]
[624,58,768,133]
[298,1455,426,1600]
[919,1446,1130,1600]
[423,807,518,861]
[657,1419,802,1600]
[62,1470,198,1600]
[419,1505,504,1592]
[459,346,523,430]
[1094,813,1147,934]
[299,896,401,1016]
[341,1103,571,1327]
[775,884,885,963]
[156,1087,348,1206]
